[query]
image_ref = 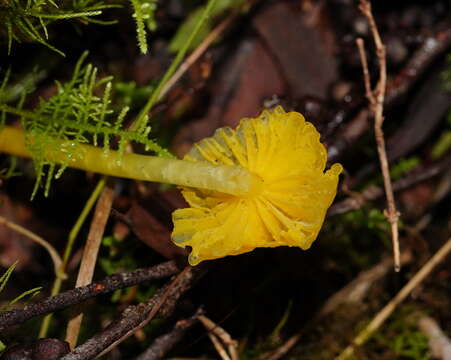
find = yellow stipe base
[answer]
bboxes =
[172,106,343,265]
[0,126,262,196]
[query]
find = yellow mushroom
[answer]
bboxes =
[172,106,343,265]
[0,106,341,266]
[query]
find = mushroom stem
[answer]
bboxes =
[0,126,263,196]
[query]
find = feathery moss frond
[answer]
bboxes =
[0,66,38,126]
[129,0,158,54]
[0,0,118,55]
[0,261,18,294]
[0,52,171,198]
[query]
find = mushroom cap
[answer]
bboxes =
[172,106,342,265]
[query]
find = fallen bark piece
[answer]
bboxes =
[253,1,337,99]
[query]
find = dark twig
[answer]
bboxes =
[0,261,179,332]
[329,154,451,216]
[357,0,400,271]
[385,26,451,107]
[98,266,194,357]
[135,308,203,360]
[61,267,198,360]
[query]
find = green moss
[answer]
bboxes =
[371,306,429,360]
[0,0,117,55]
[0,52,171,198]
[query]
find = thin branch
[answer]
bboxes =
[357,0,400,271]
[329,25,451,164]
[328,154,451,215]
[159,11,237,101]
[134,0,219,129]
[66,184,114,347]
[61,267,198,360]
[158,0,261,108]
[355,38,373,104]
[153,0,261,113]
[335,237,451,360]
[0,215,65,280]
[205,331,231,360]
[198,315,238,360]
[98,266,193,357]
[0,261,179,332]
[256,334,301,360]
[134,308,202,360]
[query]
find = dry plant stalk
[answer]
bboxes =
[198,315,238,360]
[356,0,400,271]
[256,334,301,360]
[0,215,65,280]
[159,0,259,100]
[159,12,236,100]
[335,237,451,360]
[65,185,114,348]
